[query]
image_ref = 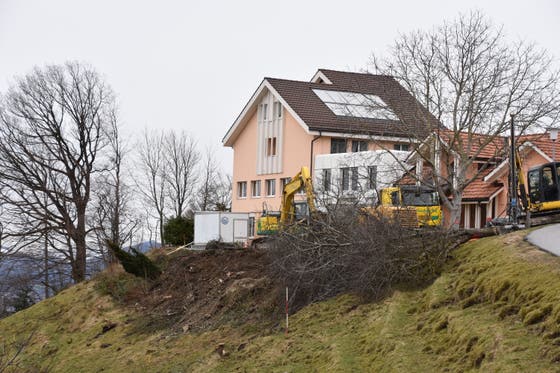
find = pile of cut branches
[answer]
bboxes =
[268,210,468,310]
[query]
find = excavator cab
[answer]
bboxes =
[527,162,560,207]
[293,201,311,221]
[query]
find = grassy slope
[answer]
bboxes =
[3,230,560,372]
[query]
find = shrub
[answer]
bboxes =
[94,270,146,302]
[163,216,194,245]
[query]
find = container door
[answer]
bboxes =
[233,219,248,242]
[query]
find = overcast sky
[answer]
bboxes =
[1,0,559,173]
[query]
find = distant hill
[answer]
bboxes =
[2,232,560,371]
[128,240,161,253]
[0,241,161,312]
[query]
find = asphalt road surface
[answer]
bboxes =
[526,223,560,255]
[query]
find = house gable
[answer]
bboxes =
[222,80,309,147]
[484,141,554,183]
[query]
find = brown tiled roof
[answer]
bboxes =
[266,69,441,138]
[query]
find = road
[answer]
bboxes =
[526,223,560,255]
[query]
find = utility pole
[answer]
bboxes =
[509,114,518,226]
[549,127,559,161]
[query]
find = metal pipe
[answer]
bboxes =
[309,133,321,179]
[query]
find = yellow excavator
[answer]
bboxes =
[377,185,442,228]
[256,166,316,235]
[364,186,442,228]
[514,149,560,225]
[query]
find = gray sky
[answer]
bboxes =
[1,0,559,173]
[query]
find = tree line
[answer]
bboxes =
[0,62,231,291]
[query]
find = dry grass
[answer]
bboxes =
[2,231,560,371]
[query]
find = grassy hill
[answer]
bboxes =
[3,230,560,372]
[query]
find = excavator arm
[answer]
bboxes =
[280,166,316,224]
[514,149,530,211]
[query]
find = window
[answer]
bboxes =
[331,138,347,153]
[350,167,358,190]
[265,179,276,196]
[260,103,268,121]
[322,169,331,191]
[237,181,247,198]
[251,180,261,197]
[394,143,410,151]
[342,167,358,191]
[273,101,283,118]
[248,217,255,237]
[266,137,277,156]
[280,177,291,193]
[341,168,350,191]
[352,140,368,152]
[313,89,399,120]
[368,166,377,190]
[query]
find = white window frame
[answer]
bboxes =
[265,179,276,197]
[352,140,368,152]
[341,167,350,191]
[322,169,331,192]
[261,103,268,121]
[266,137,277,157]
[280,177,291,193]
[394,143,410,151]
[350,167,359,191]
[273,101,282,118]
[251,180,261,198]
[368,166,377,190]
[237,181,247,199]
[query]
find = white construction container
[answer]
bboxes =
[194,212,249,247]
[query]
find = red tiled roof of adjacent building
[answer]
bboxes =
[518,132,560,160]
[461,167,503,201]
[439,130,507,160]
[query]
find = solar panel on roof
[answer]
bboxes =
[312,89,399,120]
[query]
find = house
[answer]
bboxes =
[409,130,560,229]
[222,69,440,233]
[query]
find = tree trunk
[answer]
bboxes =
[448,194,463,231]
[72,210,88,283]
[159,213,165,247]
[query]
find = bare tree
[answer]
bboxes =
[138,130,168,246]
[192,147,231,212]
[92,114,140,262]
[371,11,560,228]
[214,174,232,211]
[0,62,115,282]
[137,129,201,245]
[164,131,200,217]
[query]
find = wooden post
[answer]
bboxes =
[285,286,289,335]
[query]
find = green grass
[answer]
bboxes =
[3,231,560,371]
